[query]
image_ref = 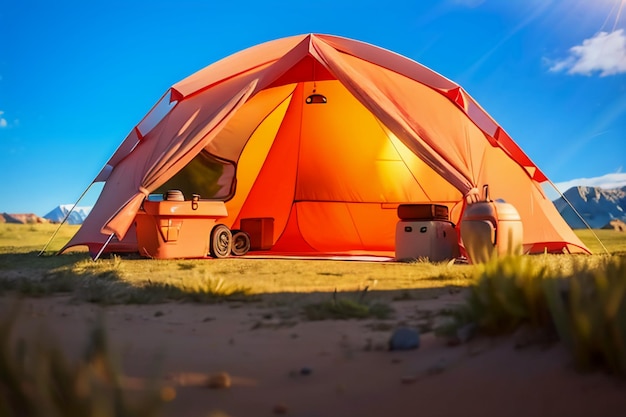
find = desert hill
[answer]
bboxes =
[0,213,48,224]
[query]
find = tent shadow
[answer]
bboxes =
[0,251,468,319]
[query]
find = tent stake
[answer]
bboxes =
[39,183,94,256]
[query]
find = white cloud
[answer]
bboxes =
[543,172,626,200]
[555,172,626,192]
[549,29,626,76]
[0,111,7,128]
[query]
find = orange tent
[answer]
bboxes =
[62,33,589,258]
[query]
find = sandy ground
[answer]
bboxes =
[3,293,626,417]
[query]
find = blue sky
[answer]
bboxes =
[2,0,625,215]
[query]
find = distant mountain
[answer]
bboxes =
[1,213,47,224]
[43,205,92,225]
[553,186,626,229]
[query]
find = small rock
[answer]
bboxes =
[388,327,420,351]
[300,367,312,376]
[273,403,288,415]
[205,372,232,389]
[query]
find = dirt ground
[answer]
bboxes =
[3,293,626,417]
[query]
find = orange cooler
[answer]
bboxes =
[135,200,228,259]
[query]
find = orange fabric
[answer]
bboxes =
[102,80,258,240]
[173,35,305,97]
[232,83,305,235]
[311,38,475,194]
[62,34,590,257]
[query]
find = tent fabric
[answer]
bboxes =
[62,33,589,258]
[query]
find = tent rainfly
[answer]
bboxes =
[61,33,590,259]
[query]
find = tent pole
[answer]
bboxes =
[38,182,94,256]
[41,118,144,257]
[93,233,115,261]
[545,179,610,255]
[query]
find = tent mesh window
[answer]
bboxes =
[155,151,235,200]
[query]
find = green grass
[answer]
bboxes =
[546,256,626,374]
[437,254,626,376]
[574,228,626,255]
[0,303,169,417]
[0,223,81,254]
[303,298,394,320]
[0,224,478,304]
[1,223,625,306]
[302,289,395,320]
[1,223,626,383]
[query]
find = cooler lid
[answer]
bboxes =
[462,200,521,222]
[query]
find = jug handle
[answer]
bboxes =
[483,184,490,202]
